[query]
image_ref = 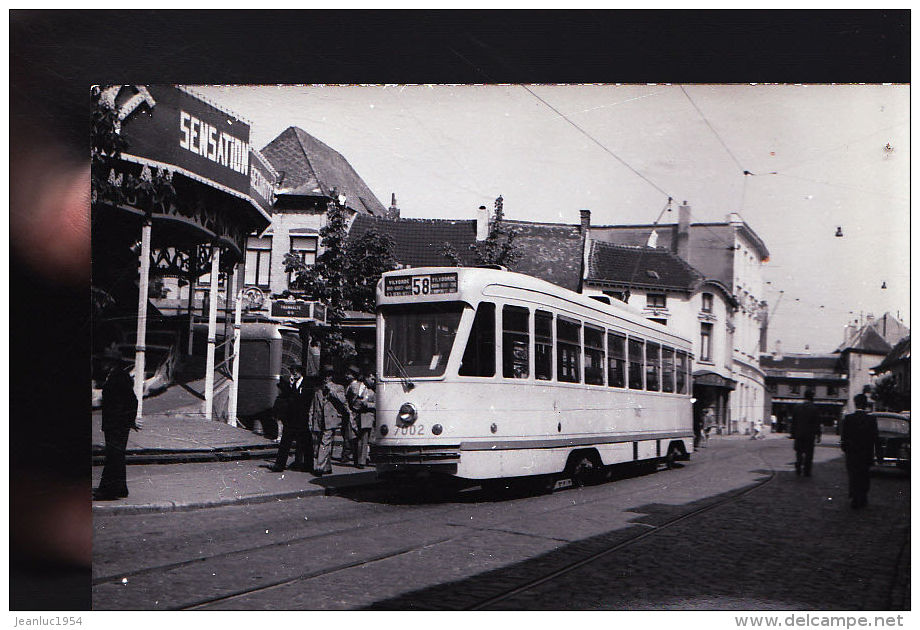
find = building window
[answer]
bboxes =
[584,325,605,385]
[556,316,581,384]
[459,302,495,377]
[767,382,777,393]
[607,332,626,388]
[826,385,838,397]
[700,322,713,362]
[790,383,800,395]
[701,293,714,313]
[288,236,318,286]
[244,236,272,288]
[502,305,529,379]
[647,293,667,308]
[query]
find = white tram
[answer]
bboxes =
[372,266,694,485]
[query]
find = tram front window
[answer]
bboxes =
[382,303,463,377]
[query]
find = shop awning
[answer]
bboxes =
[692,370,736,390]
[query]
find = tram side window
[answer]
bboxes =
[676,351,688,394]
[662,346,675,393]
[584,325,605,385]
[502,305,530,379]
[607,332,626,388]
[556,317,581,383]
[646,342,661,391]
[535,310,553,381]
[628,338,644,389]
[459,302,495,377]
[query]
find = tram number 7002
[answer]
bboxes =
[395,424,425,436]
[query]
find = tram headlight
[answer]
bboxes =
[432,424,443,435]
[397,403,418,426]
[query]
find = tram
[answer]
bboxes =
[372,266,694,486]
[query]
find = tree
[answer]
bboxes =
[441,195,520,268]
[284,193,397,364]
[871,374,909,411]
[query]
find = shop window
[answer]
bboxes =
[584,325,605,385]
[459,302,495,377]
[661,346,675,393]
[647,293,667,308]
[502,305,530,379]
[288,236,318,286]
[556,316,581,383]
[628,338,644,390]
[245,236,272,288]
[607,332,626,388]
[700,322,713,362]
[702,292,714,313]
[535,310,553,381]
[645,342,661,391]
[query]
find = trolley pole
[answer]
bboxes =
[204,244,221,421]
[227,289,244,427]
[133,218,152,425]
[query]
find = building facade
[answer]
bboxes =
[760,353,849,432]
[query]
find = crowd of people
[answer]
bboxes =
[269,362,376,476]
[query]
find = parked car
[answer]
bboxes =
[870,412,910,470]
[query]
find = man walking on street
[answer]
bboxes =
[791,389,822,477]
[270,364,312,473]
[94,347,139,500]
[841,393,879,509]
[311,366,348,476]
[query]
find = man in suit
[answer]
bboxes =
[790,389,822,477]
[840,393,879,509]
[349,371,376,468]
[269,364,312,473]
[94,348,139,500]
[310,366,347,476]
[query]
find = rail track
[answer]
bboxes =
[93,442,776,610]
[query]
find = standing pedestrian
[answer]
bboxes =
[349,372,376,468]
[310,366,347,476]
[94,347,139,501]
[340,366,360,463]
[269,364,312,472]
[750,416,764,440]
[840,393,879,509]
[790,389,822,477]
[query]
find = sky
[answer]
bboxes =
[195,84,910,355]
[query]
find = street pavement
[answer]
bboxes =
[92,432,910,611]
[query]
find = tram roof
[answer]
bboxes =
[380,266,691,346]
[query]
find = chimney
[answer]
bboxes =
[386,193,400,219]
[676,202,691,262]
[579,209,591,234]
[646,229,659,248]
[774,340,783,361]
[476,205,490,240]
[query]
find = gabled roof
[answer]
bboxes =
[348,215,480,268]
[837,325,892,355]
[261,127,386,216]
[873,336,910,373]
[505,220,585,292]
[347,216,586,292]
[586,240,704,293]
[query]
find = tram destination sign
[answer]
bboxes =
[385,272,458,297]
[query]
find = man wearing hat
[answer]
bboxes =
[269,364,312,473]
[340,365,361,464]
[790,388,822,477]
[94,346,139,500]
[840,393,879,509]
[310,366,348,475]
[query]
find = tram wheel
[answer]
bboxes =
[569,451,603,487]
[664,444,682,469]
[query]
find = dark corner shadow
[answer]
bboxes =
[361,457,909,611]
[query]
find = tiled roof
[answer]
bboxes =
[348,215,480,268]
[586,240,704,292]
[347,216,586,291]
[873,336,910,372]
[760,353,844,373]
[505,221,585,292]
[261,127,386,216]
[836,325,892,355]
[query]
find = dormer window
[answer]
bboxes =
[701,293,714,313]
[647,293,666,309]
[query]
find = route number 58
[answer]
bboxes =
[412,277,430,295]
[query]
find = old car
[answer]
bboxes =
[870,412,910,470]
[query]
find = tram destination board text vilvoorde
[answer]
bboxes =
[385,273,458,297]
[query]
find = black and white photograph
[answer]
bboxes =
[9,10,911,619]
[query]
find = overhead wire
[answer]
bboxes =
[679,85,746,175]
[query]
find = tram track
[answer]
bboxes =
[94,441,777,610]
